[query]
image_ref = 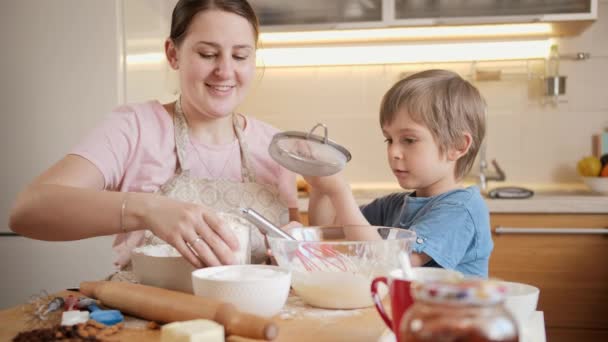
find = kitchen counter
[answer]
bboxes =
[297,182,608,214]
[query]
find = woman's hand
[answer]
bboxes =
[140,195,240,268]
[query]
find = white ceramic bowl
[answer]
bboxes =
[583,177,608,195]
[409,267,464,282]
[192,265,291,317]
[131,245,195,293]
[499,281,540,327]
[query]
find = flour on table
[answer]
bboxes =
[279,295,363,321]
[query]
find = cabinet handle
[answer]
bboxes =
[494,227,608,235]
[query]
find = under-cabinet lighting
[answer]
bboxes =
[259,23,553,46]
[256,39,554,67]
[127,39,554,68]
[126,52,164,65]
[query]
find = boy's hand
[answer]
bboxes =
[303,171,349,197]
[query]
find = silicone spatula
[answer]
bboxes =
[87,303,124,326]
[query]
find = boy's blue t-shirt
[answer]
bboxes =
[360,186,493,278]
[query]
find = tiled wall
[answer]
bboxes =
[239,1,608,185]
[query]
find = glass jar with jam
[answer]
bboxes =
[399,278,518,342]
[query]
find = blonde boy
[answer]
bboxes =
[307,69,492,277]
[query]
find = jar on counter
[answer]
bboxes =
[399,278,518,342]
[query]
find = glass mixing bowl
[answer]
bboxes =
[267,226,416,309]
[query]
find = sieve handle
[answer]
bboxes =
[238,208,296,240]
[307,123,329,144]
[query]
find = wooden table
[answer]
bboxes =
[0,291,387,342]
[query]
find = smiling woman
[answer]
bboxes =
[9,0,300,279]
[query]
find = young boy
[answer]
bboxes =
[307,69,492,277]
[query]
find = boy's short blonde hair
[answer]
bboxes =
[379,69,486,180]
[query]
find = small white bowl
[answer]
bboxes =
[410,267,464,282]
[192,265,291,317]
[498,281,540,327]
[583,177,608,195]
[131,245,195,293]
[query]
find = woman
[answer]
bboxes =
[9,0,299,272]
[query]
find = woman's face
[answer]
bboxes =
[170,10,256,119]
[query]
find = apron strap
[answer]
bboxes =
[173,96,257,182]
[233,114,257,183]
[172,97,190,172]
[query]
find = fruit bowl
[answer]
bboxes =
[583,177,608,195]
[267,226,416,309]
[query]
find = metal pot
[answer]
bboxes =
[544,75,567,97]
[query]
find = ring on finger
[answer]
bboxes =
[191,236,203,245]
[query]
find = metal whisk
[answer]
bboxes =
[238,208,358,272]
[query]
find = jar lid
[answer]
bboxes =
[268,123,351,176]
[412,279,508,306]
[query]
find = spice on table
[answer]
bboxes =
[24,294,64,328]
[147,321,161,330]
[12,320,123,341]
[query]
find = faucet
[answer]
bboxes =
[477,141,506,191]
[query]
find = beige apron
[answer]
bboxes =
[112,101,289,284]
[141,100,289,264]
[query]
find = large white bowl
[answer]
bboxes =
[499,281,540,327]
[131,245,195,293]
[583,177,608,195]
[192,265,291,317]
[268,226,417,309]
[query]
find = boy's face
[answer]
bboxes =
[382,109,459,197]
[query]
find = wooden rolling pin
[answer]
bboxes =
[80,281,278,340]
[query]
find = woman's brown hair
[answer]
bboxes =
[170,0,260,47]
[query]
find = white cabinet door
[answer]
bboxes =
[0,236,116,309]
[0,0,122,310]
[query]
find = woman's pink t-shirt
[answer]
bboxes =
[70,100,297,267]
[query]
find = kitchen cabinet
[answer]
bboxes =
[489,213,608,342]
[249,0,597,31]
[393,0,596,23]
[251,0,383,28]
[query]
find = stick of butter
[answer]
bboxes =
[161,319,224,342]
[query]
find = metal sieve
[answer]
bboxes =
[268,123,351,177]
